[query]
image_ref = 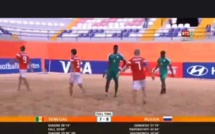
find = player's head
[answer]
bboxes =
[113,45,118,53]
[71,49,77,56]
[20,46,25,52]
[134,49,140,56]
[160,50,166,58]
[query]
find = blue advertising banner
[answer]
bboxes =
[0,58,42,74]
[183,62,215,79]
[45,59,108,74]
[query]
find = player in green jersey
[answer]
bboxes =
[104,45,126,97]
[153,51,174,94]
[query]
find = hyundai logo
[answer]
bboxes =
[187,65,208,76]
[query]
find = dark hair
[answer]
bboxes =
[161,51,166,57]
[113,45,118,48]
[161,50,165,54]
[20,46,25,51]
[71,49,77,55]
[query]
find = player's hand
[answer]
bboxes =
[151,76,155,80]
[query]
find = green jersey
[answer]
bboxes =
[157,57,171,74]
[108,53,125,72]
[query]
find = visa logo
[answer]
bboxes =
[59,61,92,74]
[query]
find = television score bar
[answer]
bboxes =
[95,112,113,122]
[1,116,215,122]
[0,114,215,134]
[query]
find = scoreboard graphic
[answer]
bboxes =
[0,115,215,134]
[181,29,193,41]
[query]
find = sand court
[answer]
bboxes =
[0,73,215,116]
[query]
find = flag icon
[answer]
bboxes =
[36,116,44,122]
[163,116,173,122]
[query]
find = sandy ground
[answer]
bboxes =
[0,73,215,116]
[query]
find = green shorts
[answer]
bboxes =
[160,73,168,80]
[106,70,119,80]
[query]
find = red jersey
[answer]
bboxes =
[127,56,148,80]
[70,56,81,73]
[16,52,30,70]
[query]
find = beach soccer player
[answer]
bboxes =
[153,50,174,94]
[12,46,33,91]
[104,45,126,97]
[69,48,85,96]
[122,49,154,104]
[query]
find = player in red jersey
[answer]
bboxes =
[13,46,33,91]
[69,49,85,96]
[122,49,154,104]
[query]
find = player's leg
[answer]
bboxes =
[23,78,31,91]
[113,72,119,97]
[132,81,140,104]
[105,71,112,97]
[69,73,75,96]
[140,80,146,104]
[69,83,74,96]
[17,75,22,91]
[160,74,167,94]
[19,70,30,91]
[76,74,86,94]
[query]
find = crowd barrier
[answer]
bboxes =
[44,60,215,79]
[45,59,184,77]
[1,58,215,79]
[0,58,42,74]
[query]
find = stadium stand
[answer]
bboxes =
[155,18,192,38]
[61,18,156,39]
[0,18,212,41]
[0,18,72,40]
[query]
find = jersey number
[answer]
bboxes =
[23,56,27,64]
[135,61,142,70]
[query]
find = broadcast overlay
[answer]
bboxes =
[1,40,215,134]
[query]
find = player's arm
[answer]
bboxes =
[121,61,130,72]
[102,70,108,78]
[70,59,75,72]
[28,57,34,72]
[153,59,160,74]
[107,54,112,70]
[120,54,127,68]
[144,61,155,80]
[168,60,174,77]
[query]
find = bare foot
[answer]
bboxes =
[114,94,118,98]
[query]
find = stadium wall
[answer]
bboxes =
[0,40,215,62]
[1,40,215,79]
